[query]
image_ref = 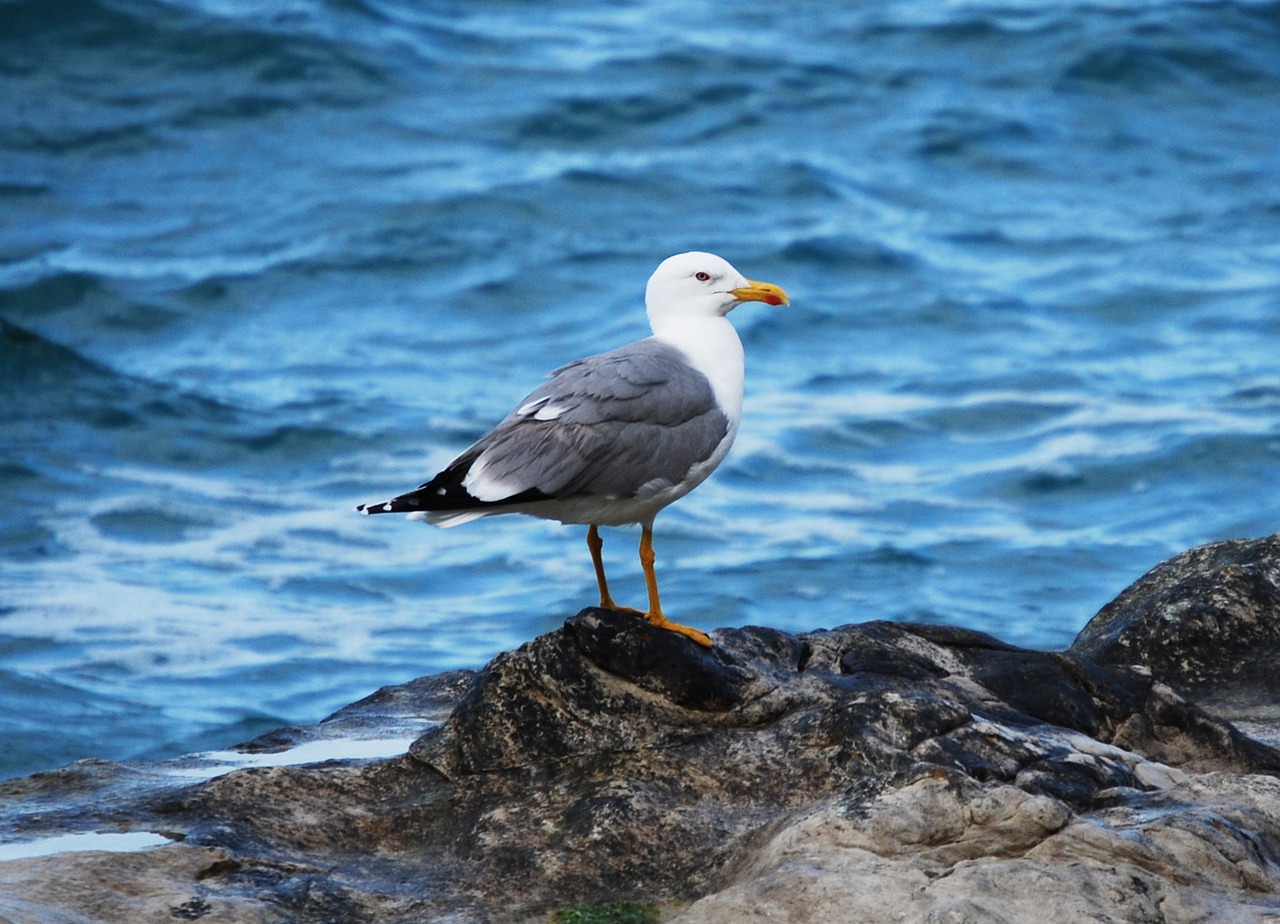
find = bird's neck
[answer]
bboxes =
[652,316,745,423]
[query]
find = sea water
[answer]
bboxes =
[1,0,1278,778]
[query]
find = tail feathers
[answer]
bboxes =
[356,457,551,519]
[356,496,429,516]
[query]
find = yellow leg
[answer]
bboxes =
[587,525,642,615]
[638,526,713,648]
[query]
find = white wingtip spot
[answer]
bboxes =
[533,403,567,421]
[517,396,568,421]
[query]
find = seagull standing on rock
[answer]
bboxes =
[358,251,790,648]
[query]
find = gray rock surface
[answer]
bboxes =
[1071,533,1280,712]
[3,533,1280,923]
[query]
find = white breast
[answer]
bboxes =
[653,315,746,428]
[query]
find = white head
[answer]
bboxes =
[645,251,789,333]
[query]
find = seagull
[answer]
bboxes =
[357,251,789,647]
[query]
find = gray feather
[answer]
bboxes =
[468,338,728,499]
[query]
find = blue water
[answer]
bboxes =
[1,0,1278,780]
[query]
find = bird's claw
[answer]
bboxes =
[643,612,714,648]
[598,602,713,648]
[600,601,646,618]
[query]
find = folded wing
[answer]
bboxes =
[359,338,730,519]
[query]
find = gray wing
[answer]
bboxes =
[467,338,730,500]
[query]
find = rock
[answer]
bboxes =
[673,773,1280,924]
[0,845,273,924]
[2,535,1280,922]
[1071,533,1280,710]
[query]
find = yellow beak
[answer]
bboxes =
[730,279,790,307]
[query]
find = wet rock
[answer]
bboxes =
[1071,533,1280,708]
[0,844,275,924]
[2,535,1280,922]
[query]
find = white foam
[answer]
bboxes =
[0,831,172,862]
[169,735,418,781]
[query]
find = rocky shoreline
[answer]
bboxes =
[3,534,1280,923]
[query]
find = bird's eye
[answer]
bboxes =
[695,271,711,282]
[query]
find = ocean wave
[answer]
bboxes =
[0,0,393,153]
[778,234,919,271]
[513,82,758,147]
[0,318,364,481]
[0,239,331,290]
[1062,39,1276,92]
[0,317,116,389]
[90,503,216,544]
